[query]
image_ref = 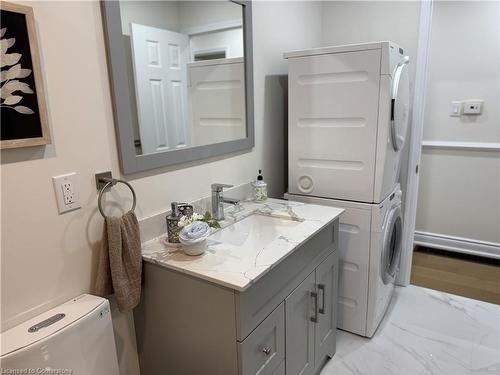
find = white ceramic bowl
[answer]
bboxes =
[179,221,211,256]
[181,239,207,256]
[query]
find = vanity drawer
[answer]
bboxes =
[238,303,285,375]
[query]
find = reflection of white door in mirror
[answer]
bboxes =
[131,23,189,154]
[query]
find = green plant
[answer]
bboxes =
[176,212,221,236]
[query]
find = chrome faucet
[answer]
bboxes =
[211,183,240,221]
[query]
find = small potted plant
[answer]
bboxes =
[177,212,220,256]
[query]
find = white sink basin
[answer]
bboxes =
[209,214,301,248]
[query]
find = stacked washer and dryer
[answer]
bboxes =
[285,42,410,337]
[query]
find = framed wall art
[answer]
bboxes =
[1,1,50,149]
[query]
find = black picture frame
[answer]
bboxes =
[1,1,50,149]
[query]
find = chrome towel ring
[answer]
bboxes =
[97,177,136,218]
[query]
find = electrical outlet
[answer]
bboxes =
[62,181,75,204]
[52,173,81,214]
[462,100,483,115]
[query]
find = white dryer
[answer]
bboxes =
[286,184,403,337]
[285,41,410,204]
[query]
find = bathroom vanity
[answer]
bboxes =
[136,199,343,375]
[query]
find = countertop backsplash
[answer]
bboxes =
[138,182,253,243]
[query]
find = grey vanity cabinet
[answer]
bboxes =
[285,271,316,375]
[285,251,338,375]
[314,252,338,366]
[135,219,339,375]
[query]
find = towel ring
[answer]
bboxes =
[98,177,136,218]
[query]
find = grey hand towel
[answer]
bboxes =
[95,211,142,313]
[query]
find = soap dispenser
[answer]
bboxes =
[167,202,181,243]
[252,170,268,202]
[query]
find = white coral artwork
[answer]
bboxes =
[0,27,34,115]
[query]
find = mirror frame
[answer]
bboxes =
[101,0,254,174]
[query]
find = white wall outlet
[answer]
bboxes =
[450,101,462,117]
[52,173,81,214]
[462,100,483,115]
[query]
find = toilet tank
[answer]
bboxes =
[1,294,119,375]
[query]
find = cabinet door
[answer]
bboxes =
[285,271,316,375]
[272,361,285,375]
[314,251,338,366]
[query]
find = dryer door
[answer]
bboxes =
[390,57,410,151]
[381,205,403,284]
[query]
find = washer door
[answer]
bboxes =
[381,205,403,284]
[390,57,410,151]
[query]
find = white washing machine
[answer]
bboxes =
[285,41,410,204]
[286,185,403,337]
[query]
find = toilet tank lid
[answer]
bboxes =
[1,294,108,357]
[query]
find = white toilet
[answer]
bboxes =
[1,294,119,374]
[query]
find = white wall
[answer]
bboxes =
[120,1,242,36]
[190,28,244,59]
[0,2,323,375]
[321,1,421,85]
[421,2,499,143]
[415,1,500,246]
[178,0,242,31]
[119,1,180,35]
[417,150,500,243]
[178,1,243,60]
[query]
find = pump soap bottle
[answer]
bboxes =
[252,170,268,202]
[166,202,181,243]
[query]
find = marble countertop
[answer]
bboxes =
[141,198,343,292]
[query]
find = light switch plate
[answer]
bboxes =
[450,101,462,117]
[52,172,81,214]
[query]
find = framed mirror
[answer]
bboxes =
[101,1,254,174]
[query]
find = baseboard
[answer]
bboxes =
[421,141,500,152]
[414,231,500,260]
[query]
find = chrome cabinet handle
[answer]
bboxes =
[310,291,318,323]
[318,284,326,314]
[262,347,271,356]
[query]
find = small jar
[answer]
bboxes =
[252,179,267,202]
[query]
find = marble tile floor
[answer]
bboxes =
[320,285,500,375]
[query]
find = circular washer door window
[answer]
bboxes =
[381,205,403,284]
